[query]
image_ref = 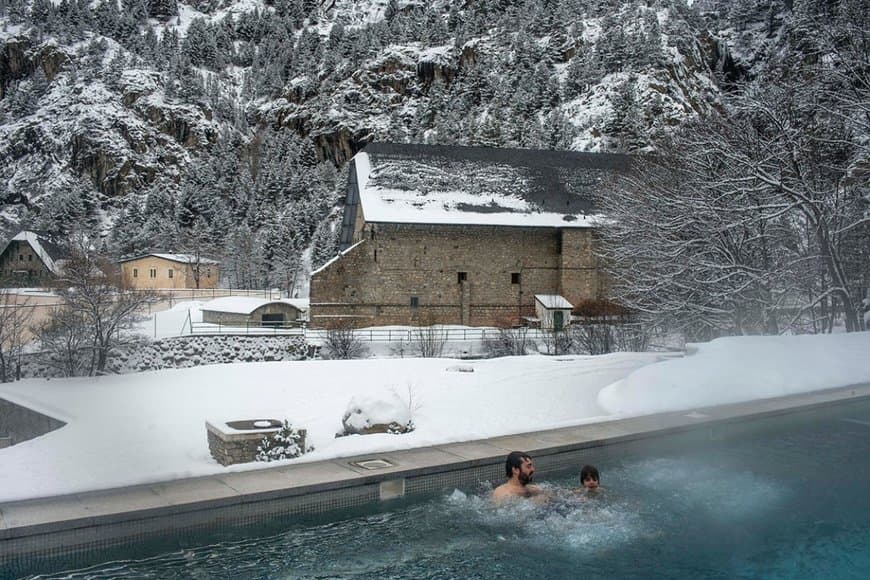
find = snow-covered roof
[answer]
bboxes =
[311,239,365,276]
[201,297,309,315]
[118,253,220,265]
[535,294,574,309]
[351,143,630,229]
[2,231,70,275]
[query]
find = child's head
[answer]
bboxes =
[580,464,600,489]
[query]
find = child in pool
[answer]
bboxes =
[575,464,601,494]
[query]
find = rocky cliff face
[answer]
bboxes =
[0,0,765,239]
[0,35,218,224]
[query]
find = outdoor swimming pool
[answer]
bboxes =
[14,398,870,579]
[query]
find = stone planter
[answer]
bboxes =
[206,419,306,466]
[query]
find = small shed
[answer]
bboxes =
[534,294,574,331]
[201,297,309,327]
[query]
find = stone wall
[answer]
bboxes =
[0,397,66,446]
[559,228,604,308]
[310,223,604,328]
[19,335,308,378]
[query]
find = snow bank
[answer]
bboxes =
[598,332,870,416]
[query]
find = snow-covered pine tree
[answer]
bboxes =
[147,0,177,22]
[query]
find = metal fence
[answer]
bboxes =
[185,323,537,341]
[187,321,305,336]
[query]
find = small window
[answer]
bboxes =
[149,268,157,278]
[262,313,285,326]
[457,271,467,283]
[206,268,211,278]
[168,269,173,279]
[28,254,33,261]
[133,268,138,278]
[511,272,521,284]
[18,254,23,261]
[410,296,419,308]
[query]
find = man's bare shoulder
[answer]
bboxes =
[491,483,514,501]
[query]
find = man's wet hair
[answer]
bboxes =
[580,464,600,483]
[505,451,531,478]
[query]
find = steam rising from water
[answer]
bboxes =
[620,457,789,522]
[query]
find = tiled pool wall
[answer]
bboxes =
[3,387,870,577]
[0,397,65,447]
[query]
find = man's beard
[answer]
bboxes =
[518,472,533,485]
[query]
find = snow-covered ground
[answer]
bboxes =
[0,332,868,503]
[134,300,204,339]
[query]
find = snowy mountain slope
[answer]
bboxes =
[0,0,792,282]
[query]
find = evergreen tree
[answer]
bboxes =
[34,179,96,236]
[104,50,126,90]
[310,214,339,269]
[30,0,53,31]
[183,18,221,69]
[606,76,645,151]
[94,0,120,36]
[147,0,177,21]
[109,199,148,256]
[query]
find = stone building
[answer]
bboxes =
[0,231,70,286]
[309,143,630,328]
[201,297,308,327]
[118,253,220,290]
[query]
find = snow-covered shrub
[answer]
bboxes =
[322,325,368,359]
[412,325,446,358]
[482,327,535,357]
[538,328,574,355]
[340,388,419,436]
[388,335,411,358]
[255,421,311,462]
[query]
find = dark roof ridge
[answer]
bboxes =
[362,142,631,170]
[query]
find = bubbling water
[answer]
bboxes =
[443,485,652,555]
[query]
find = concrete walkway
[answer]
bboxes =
[2,381,870,575]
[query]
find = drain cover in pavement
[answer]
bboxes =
[351,458,395,470]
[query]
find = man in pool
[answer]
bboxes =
[492,451,547,504]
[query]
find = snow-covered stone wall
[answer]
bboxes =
[20,335,308,378]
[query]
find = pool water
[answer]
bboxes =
[21,400,870,579]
